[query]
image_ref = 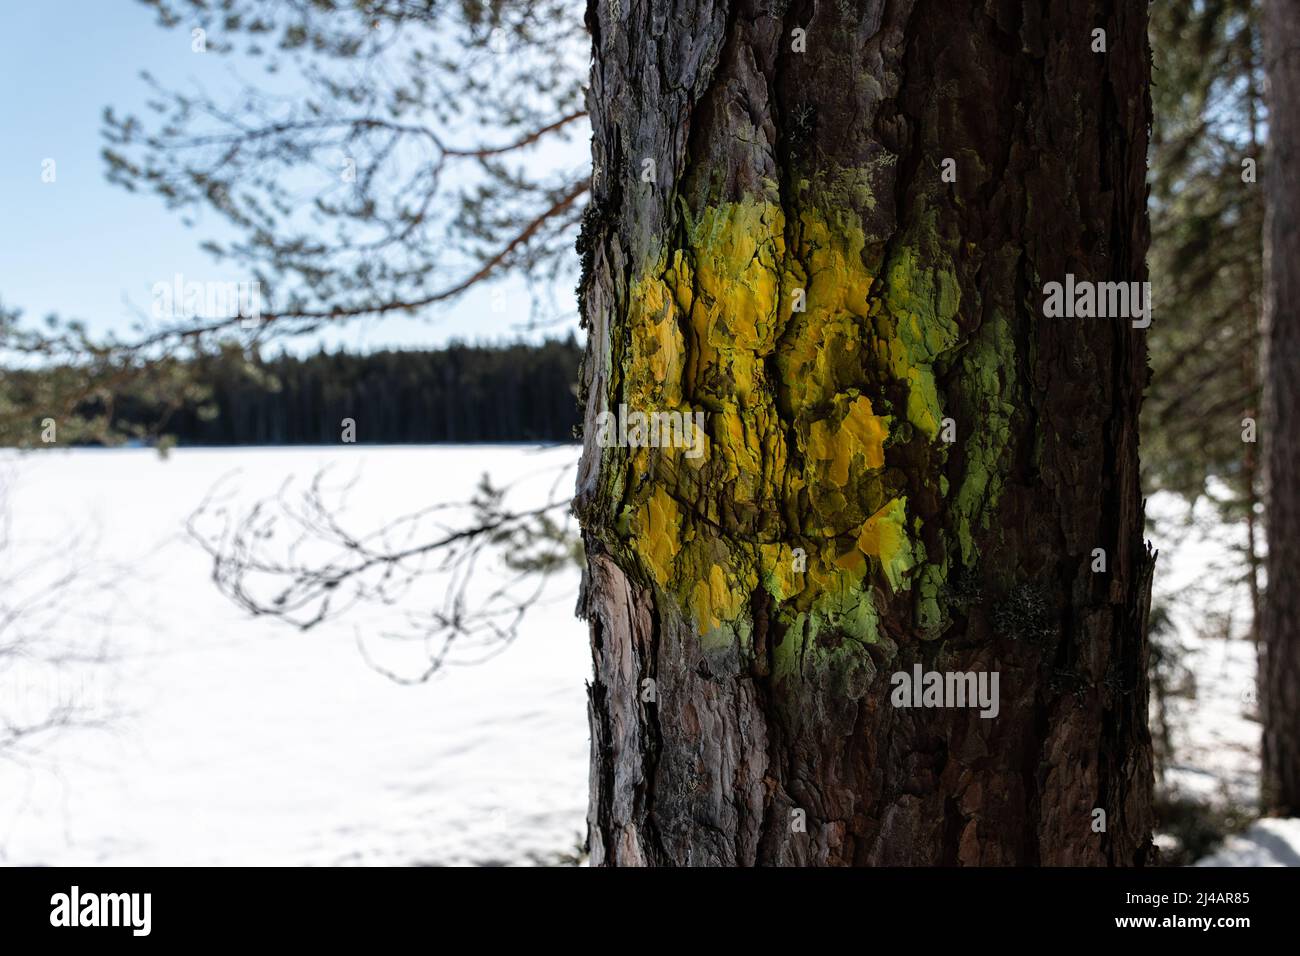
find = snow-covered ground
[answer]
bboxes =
[1145,490,1260,811]
[0,445,589,866]
[1196,818,1300,867]
[0,447,1292,866]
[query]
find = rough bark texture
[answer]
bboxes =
[576,0,1154,865]
[1262,0,1300,818]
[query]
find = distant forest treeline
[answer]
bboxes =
[125,337,582,445]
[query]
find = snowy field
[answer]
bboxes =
[0,445,1288,866]
[0,445,589,866]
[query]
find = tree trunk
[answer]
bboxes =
[1261,0,1300,818]
[575,0,1154,865]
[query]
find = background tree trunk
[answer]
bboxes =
[1262,0,1300,817]
[576,0,1154,865]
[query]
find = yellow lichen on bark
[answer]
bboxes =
[806,395,888,486]
[637,486,683,588]
[856,497,915,593]
[613,195,949,642]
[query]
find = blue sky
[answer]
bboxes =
[0,0,580,352]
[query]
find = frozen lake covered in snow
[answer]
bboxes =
[0,445,589,866]
[0,444,1280,866]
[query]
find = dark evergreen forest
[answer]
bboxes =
[41,337,582,446]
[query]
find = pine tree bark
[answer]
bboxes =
[1261,0,1300,818]
[576,0,1154,865]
